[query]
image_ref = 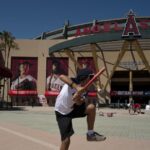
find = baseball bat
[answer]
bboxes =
[83,67,105,90]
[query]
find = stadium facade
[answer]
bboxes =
[1,10,150,107]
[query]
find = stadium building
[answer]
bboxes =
[0,10,150,107]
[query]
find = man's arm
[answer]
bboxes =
[59,74,84,91]
[59,75,85,104]
[59,74,75,88]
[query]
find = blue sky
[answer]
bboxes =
[0,0,149,39]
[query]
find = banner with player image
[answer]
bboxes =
[10,57,38,92]
[46,57,68,92]
[78,57,96,92]
[77,57,96,73]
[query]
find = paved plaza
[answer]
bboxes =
[0,106,150,150]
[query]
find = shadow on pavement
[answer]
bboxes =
[0,106,26,111]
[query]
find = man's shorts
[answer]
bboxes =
[55,102,87,141]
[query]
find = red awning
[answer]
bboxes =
[0,66,12,78]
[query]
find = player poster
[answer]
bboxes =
[46,57,68,91]
[10,57,38,91]
[77,57,96,72]
[78,57,96,92]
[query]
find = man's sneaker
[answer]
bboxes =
[87,132,106,141]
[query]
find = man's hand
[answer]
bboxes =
[72,86,85,105]
[72,93,85,105]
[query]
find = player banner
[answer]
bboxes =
[77,57,96,73]
[9,57,38,95]
[46,57,68,92]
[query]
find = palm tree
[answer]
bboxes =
[0,31,18,107]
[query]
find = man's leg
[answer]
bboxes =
[85,103,106,141]
[85,103,96,130]
[55,111,74,149]
[60,137,70,150]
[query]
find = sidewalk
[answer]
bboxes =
[0,106,150,150]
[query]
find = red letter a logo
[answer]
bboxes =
[122,10,141,38]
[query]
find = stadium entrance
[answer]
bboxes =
[111,70,150,107]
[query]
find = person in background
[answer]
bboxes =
[55,68,106,150]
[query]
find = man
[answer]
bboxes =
[55,68,106,150]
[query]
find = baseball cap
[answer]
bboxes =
[76,68,94,82]
[71,68,94,84]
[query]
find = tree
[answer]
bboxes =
[0,31,18,107]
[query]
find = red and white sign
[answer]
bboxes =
[122,10,141,37]
[75,10,149,37]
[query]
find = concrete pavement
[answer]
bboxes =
[0,106,150,150]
